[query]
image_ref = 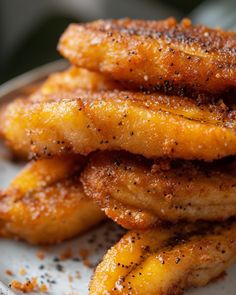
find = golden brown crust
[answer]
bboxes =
[59,18,236,98]
[81,151,236,229]
[0,156,105,244]
[0,67,119,159]
[30,66,120,102]
[2,89,236,160]
[89,221,236,294]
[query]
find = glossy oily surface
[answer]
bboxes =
[59,18,236,98]
[2,89,236,161]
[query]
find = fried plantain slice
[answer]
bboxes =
[1,89,236,160]
[58,18,236,98]
[81,151,236,229]
[89,221,236,294]
[0,155,105,244]
[30,66,120,101]
[0,67,119,158]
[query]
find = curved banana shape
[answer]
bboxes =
[59,18,236,98]
[1,89,236,160]
[90,221,236,294]
[81,151,236,229]
[0,66,119,158]
[0,155,105,244]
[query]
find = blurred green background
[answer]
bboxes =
[1,0,235,84]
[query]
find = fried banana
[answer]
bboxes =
[0,67,119,158]
[81,151,236,229]
[0,155,105,244]
[30,66,120,101]
[1,89,236,160]
[89,221,236,294]
[59,18,236,98]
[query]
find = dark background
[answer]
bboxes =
[1,0,236,84]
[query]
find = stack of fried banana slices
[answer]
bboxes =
[1,17,236,294]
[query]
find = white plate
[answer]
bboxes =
[0,61,236,295]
